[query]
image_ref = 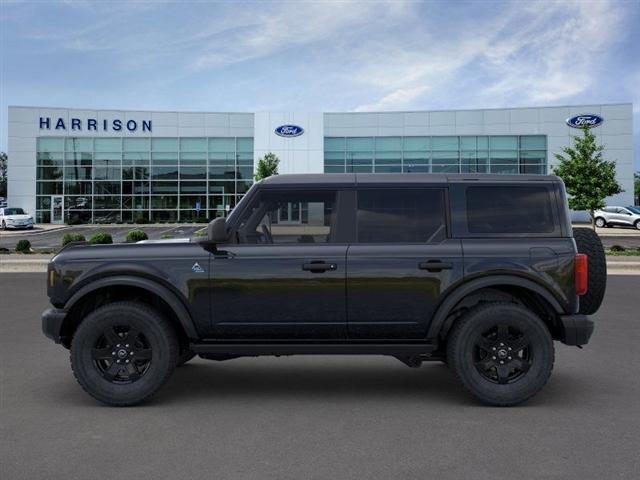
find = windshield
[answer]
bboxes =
[626,206,640,214]
[4,208,25,215]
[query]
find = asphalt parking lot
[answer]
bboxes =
[1,274,639,480]
[0,225,203,249]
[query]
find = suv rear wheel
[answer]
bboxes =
[447,303,554,406]
[70,301,178,406]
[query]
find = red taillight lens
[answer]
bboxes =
[575,254,588,296]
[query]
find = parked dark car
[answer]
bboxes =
[42,174,605,406]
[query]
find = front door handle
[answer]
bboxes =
[418,261,453,272]
[302,262,337,273]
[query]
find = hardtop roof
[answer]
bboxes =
[259,173,562,187]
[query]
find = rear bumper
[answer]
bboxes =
[41,308,67,344]
[558,314,594,346]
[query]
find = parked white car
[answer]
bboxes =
[0,207,35,230]
[594,206,640,230]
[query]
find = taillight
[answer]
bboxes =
[575,254,588,296]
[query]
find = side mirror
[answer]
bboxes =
[208,217,228,243]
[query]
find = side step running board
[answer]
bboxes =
[190,342,437,357]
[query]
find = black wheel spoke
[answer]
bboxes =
[497,324,510,342]
[91,347,113,361]
[510,336,529,353]
[511,358,530,374]
[103,362,122,381]
[475,356,495,371]
[104,327,122,347]
[496,365,511,384]
[126,327,141,345]
[135,348,152,361]
[125,362,141,381]
[476,336,494,352]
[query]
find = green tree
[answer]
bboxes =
[553,128,623,229]
[254,152,280,181]
[0,152,7,198]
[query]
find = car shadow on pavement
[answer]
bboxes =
[153,361,480,406]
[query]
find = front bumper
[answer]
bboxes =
[42,308,67,344]
[559,314,594,346]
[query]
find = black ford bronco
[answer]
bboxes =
[42,174,605,406]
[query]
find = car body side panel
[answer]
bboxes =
[49,243,212,334]
[461,238,578,314]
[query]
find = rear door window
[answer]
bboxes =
[356,189,446,243]
[466,186,555,234]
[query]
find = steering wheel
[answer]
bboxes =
[261,224,273,244]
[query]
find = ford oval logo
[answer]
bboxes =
[275,125,304,137]
[566,114,604,129]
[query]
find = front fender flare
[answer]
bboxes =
[427,275,565,340]
[64,275,198,339]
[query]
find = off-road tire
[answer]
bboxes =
[70,301,178,406]
[573,227,607,315]
[447,302,554,406]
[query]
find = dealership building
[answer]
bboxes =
[6,103,634,224]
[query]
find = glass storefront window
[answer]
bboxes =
[325,135,546,177]
[65,138,93,151]
[124,138,150,152]
[94,138,122,152]
[151,138,178,151]
[180,138,207,152]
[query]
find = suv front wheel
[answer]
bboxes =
[447,302,554,406]
[70,301,178,406]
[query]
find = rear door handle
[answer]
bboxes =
[302,262,337,273]
[418,261,453,272]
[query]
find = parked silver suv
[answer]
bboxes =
[594,206,640,229]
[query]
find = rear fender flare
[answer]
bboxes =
[427,275,564,339]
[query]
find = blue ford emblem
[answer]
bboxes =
[566,114,604,129]
[275,125,304,137]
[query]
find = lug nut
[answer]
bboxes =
[116,344,121,348]
[500,361,504,364]
[508,347,512,351]
[125,344,129,348]
[492,347,496,351]
[125,360,129,363]
[492,356,496,360]
[112,352,115,356]
[130,352,134,355]
[508,356,512,360]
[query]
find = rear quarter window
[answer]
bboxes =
[466,185,555,234]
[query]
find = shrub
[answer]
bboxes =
[196,216,208,223]
[610,244,625,252]
[125,230,148,243]
[160,234,174,239]
[62,233,86,246]
[89,232,113,244]
[135,216,149,224]
[15,239,31,253]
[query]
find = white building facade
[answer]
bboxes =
[6,104,634,223]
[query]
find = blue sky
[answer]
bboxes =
[1,0,639,168]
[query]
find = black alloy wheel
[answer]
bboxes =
[447,302,554,406]
[473,324,531,384]
[71,301,178,406]
[91,325,152,384]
